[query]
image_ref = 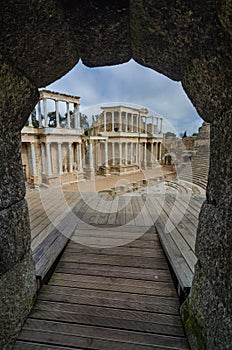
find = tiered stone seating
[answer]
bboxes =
[177,145,210,189]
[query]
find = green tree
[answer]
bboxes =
[165,131,176,138]
[80,113,89,130]
[180,130,187,138]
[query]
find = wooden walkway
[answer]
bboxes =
[15,188,204,349]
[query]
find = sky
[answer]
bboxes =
[46,59,203,136]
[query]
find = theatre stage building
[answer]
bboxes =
[89,106,164,176]
[21,91,164,186]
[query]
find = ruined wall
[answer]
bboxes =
[0,1,231,349]
[0,59,38,348]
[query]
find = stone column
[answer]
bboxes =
[77,142,83,172]
[136,114,139,132]
[150,142,154,162]
[155,142,159,160]
[57,143,63,174]
[41,143,46,173]
[38,100,42,128]
[68,143,73,172]
[130,114,133,132]
[0,60,37,348]
[43,98,48,127]
[135,143,138,164]
[55,100,60,128]
[152,116,155,134]
[159,142,162,160]
[112,112,114,132]
[144,117,147,133]
[112,142,115,165]
[30,142,37,175]
[104,141,108,166]
[119,111,122,132]
[130,143,133,163]
[28,113,33,127]
[103,111,106,132]
[119,142,122,165]
[89,141,94,169]
[125,142,128,164]
[125,113,128,132]
[160,118,163,133]
[46,142,52,175]
[74,106,80,129]
[156,117,159,133]
[143,142,147,168]
[66,102,70,128]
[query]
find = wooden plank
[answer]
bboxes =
[39,284,180,313]
[55,261,173,282]
[60,252,168,270]
[49,273,175,297]
[15,341,81,350]
[18,319,190,350]
[30,300,185,336]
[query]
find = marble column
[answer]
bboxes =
[46,142,52,175]
[144,117,147,133]
[150,142,154,162]
[156,142,159,160]
[77,143,83,172]
[130,114,133,132]
[119,142,122,165]
[136,115,139,133]
[68,143,73,172]
[104,141,108,166]
[125,113,128,132]
[119,111,122,132]
[55,100,60,128]
[130,143,133,163]
[66,102,70,128]
[112,142,115,165]
[159,142,162,160]
[28,114,33,127]
[125,142,128,164]
[41,143,46,174]
[134,143,137,164]
[143,143,147,167]
[152,116,155,134]
[57,143,62,174]
[156,117,159,133]
[103,111,106,132]
[30,143,37,175]
[89,142,94,169]
[38,100,42,128]
[160,118,163,133]
[112,112,114,132]
[74,106,80,129]
[43,98,48,127]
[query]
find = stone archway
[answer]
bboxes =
[0,1,231,349]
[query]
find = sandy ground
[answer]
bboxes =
[62,166,174,193]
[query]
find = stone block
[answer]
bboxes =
[0,131,26,210]
[195,201,232,311]
[0,199,31,276]
[0,58,38,209]
[0,251,36,349]
[181,265,232,350]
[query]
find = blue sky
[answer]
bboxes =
[46,59,202,136]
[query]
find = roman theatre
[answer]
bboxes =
[0,2,231,350]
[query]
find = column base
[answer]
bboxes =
[84,167,95,180]
[29,174,39,186]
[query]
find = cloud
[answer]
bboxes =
[46,59,203,135]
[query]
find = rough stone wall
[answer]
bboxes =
[0,59,38,348]
[0,1,231,349]
[181,56,232,349]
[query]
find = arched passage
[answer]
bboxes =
[0,1,231,349]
